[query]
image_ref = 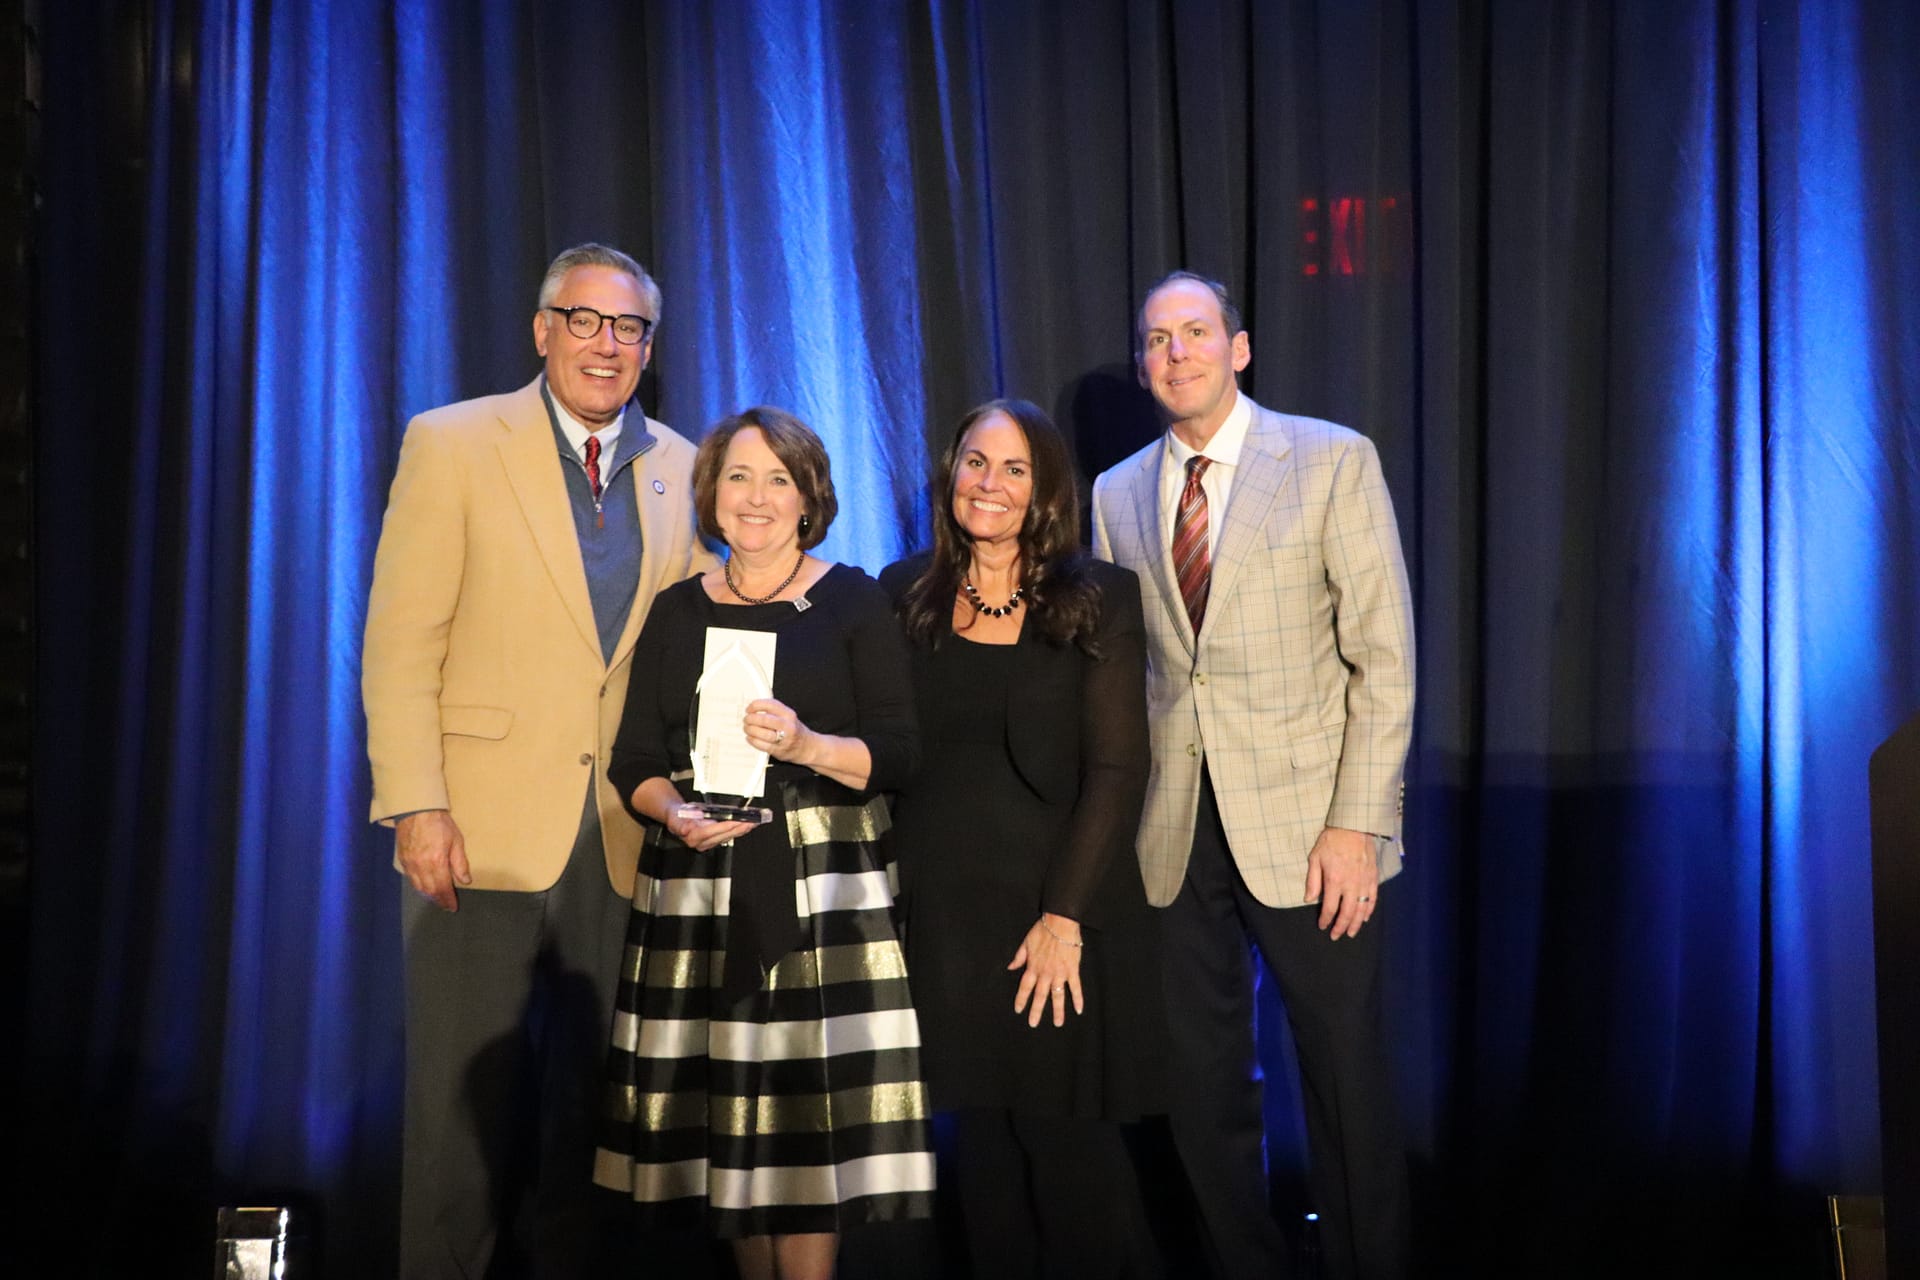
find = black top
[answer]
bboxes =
[880,553,1163,1118]
[610,562,918,802]
[610,562,918,998]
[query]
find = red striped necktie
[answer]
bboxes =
[1173,455,1212,634]
[584,435,604,529]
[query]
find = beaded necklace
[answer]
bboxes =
[726,553,804,605]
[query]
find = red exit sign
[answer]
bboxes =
[1298,196,1413,277]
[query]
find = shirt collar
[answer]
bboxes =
[544,378,624,458]
[1165,388,1252,470]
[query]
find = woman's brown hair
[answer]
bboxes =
[691,405,837,551]
[897,398,1103,652]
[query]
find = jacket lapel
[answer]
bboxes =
[1202,404,1293,644]
[1130,447,1196,657]
[1005,613,1075,804]
[608,420,662,669]
[495,379,603,661]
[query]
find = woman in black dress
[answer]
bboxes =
[596,407,934,1280]
[881,399,1164,1279]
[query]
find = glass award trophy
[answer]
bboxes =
[675,628,776,827]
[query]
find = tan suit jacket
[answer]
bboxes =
[363,377,716,895]
[1092,399,1415,909]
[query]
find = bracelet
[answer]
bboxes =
[1040,917,1084,949]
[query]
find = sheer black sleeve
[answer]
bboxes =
[839,571,921,793]
[607,583,689,821]
[1040,565,1151,926]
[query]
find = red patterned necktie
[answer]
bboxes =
[584,435,604,529]
[1172,455,1212,634]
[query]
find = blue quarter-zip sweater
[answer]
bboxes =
[543,385,647,664]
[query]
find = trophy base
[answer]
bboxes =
[672,801,773,826]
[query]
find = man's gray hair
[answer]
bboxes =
[536,243,663,327]
[1135,270,1243,358]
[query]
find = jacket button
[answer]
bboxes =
[1186,743,1197,758]
[1195,672,1208,685]
[578,753,593,766]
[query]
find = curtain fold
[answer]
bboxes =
[25,1,1918,1274]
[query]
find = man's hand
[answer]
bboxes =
[397,810,472,911]
[1304,825,1378,940]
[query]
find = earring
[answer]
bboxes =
[798,513,813,535]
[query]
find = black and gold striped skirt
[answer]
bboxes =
[593,780,936,1237]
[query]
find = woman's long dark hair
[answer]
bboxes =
[898,399,1104,653]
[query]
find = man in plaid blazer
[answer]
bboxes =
[1093,271,1415,1279]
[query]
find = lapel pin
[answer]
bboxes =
[652,479,666,494]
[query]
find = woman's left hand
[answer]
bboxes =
[1010,913,1085,1028]
[744,698,811,764]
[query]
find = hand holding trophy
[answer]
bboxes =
[675,629,778,842]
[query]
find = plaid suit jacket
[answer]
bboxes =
[1092,399,1414,908]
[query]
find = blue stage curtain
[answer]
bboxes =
[24,1,1920,1275]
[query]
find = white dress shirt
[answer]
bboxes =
[549,394,624,480]
[1158,389,1252,553]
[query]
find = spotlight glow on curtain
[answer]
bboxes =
[651,0,932,567]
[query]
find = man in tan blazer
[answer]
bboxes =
[364,244,715,1278]
[1093,272,1415,1279]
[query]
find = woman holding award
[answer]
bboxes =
[596,407,932,1280]
[881,400,1163,1280]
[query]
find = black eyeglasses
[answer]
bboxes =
[545,305,653,345]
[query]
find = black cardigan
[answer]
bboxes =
[878,552,1150,928]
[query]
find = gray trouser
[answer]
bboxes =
[397,796,627,1280]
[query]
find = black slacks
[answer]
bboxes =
[1161,767,1410,1280]
[398,792,628,1280]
